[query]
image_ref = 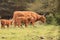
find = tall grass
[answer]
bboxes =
[0,24,59,40]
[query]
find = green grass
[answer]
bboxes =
[0,24,59,40]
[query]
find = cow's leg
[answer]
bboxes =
[16,20,21,27]
[25,20,29,27]
[1,24,5,28]
[31,19,35,26]
[7,24,9,28]
[17,22,21,27]
[14,21,17,27]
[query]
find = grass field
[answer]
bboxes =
[0,24,59,40]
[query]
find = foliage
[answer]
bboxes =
[46,13,56,24]
[55,13,60,25]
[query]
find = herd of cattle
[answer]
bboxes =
[0,11,46,28]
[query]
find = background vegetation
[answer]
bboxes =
[0,0,60,25]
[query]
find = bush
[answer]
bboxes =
[46,13,56,24]
[56,17,60,25]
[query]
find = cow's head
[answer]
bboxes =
[37,15,46,23]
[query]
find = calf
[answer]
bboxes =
[1,19,13,28]
[14,16,29,27]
